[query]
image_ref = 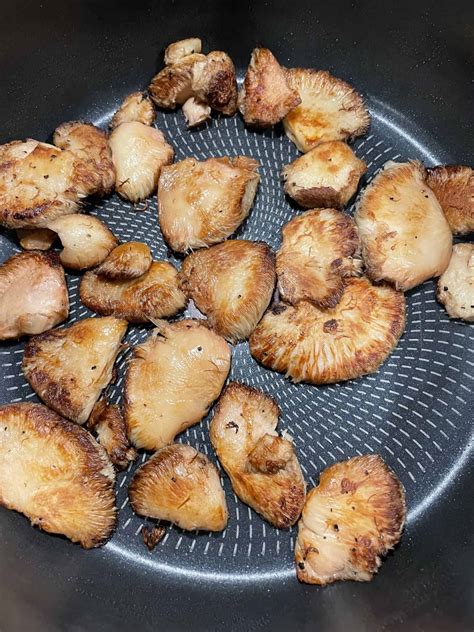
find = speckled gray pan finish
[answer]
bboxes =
[0,1,472,630]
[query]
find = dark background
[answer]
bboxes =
[0,1,473,630]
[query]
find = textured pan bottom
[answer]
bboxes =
[0,98,472,581]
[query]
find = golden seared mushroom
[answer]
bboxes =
[276,209,361,309]
[88,400,137,470]
[282,141,367,208]
[355,161,452,291]
[158,156,260,252]
[0,140,96,229]
[191,51,238,115]
[53,121,115,196]
[22,317,127,424]
[149,53,206,109]
[210,382,305,528]
[109,122,174,202]
[437,243,474,322]
[283,69,370,153]
[129,444,228,531]
[179,240,276,342]
[0,403,116,548]
[110,92,155,129]
[95,242,152,280]
[0,251,68,340]
[47,214,117,270]
[164,37,202,65]
[17,228,56,250]
[295,455,406,585]
[125,320,231,451]
[238,48,301,127]
[80,261,186,323]
[250,277,405,384]
[182,97,211,128]
[426,165,473,235]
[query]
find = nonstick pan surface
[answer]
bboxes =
[0,1,472,630]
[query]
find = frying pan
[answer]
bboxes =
[0,0,472,629]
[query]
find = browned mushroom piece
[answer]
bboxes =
[179,239,276,342]
[53,121,115,196]
[191,51,238,115]
[0,402,116,548]
[110,92,156,128]
[437,243,474,322]
[355,161,453,290]
[0,251,68,340]
[295,455,406,585]
[238,48,301,127]
[148,53,206,109]
[276,208,361,309]
[283,69,370,153]
[88,400,137,470]
[282,141,367,208]
[80,261,186,323]
[164,37,202,65]
[22,317,127,425]
[158,156,260,252]
[425,165,473,235]
[250,277,406,385]
[17,228,57,251]
[210,382,306,528]
[124,320,231,451]
[95,242,152,281]
[129,444,228,532]
[109,122,174,202]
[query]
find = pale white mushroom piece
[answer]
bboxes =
[0,402,116,549]
[295,455,406,585]
[109,121,174,202]
[0,251,68,340]
[437,243,474,322]
[283,69,370,153]
[355,161,453,291]
[164,37,202,65]
[17,228,56,250]
[129,443,228,532]
[47,214,117,270]
[282,141,367,208]
[182,97,211,128]
[110,92,155,129]
[95,242,152,280]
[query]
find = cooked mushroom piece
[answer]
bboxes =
[295,455,406,585]
[129,444,228,532]
[149,53,206,109]
[179,239,276,342]
[47,214,117,270]
[276,209,361,309]
[210,382,305,528]
[142,525,166,551]
[283,69,370,153]
[88,400,137,470]
[80,261,186,323]
[426,165,473,235]
[109,121,174,202]
[355,161,453,291]
[110,92,156,129]
[282,141,367,208]
[191,51,238,115]
[0,402,116,548]
[437,243,474,322]
[53,121,115,196]
[125,320,231,451]
[158,156,260,252]
[22,317,127,424]
[0,251,68,340]
[182,97,211,128]
[164,37,202,65]
[17,228,56,250]
[250,277,405,384]
[0,140,95,229]
[238,48,301,127]
[95,242,152,280]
